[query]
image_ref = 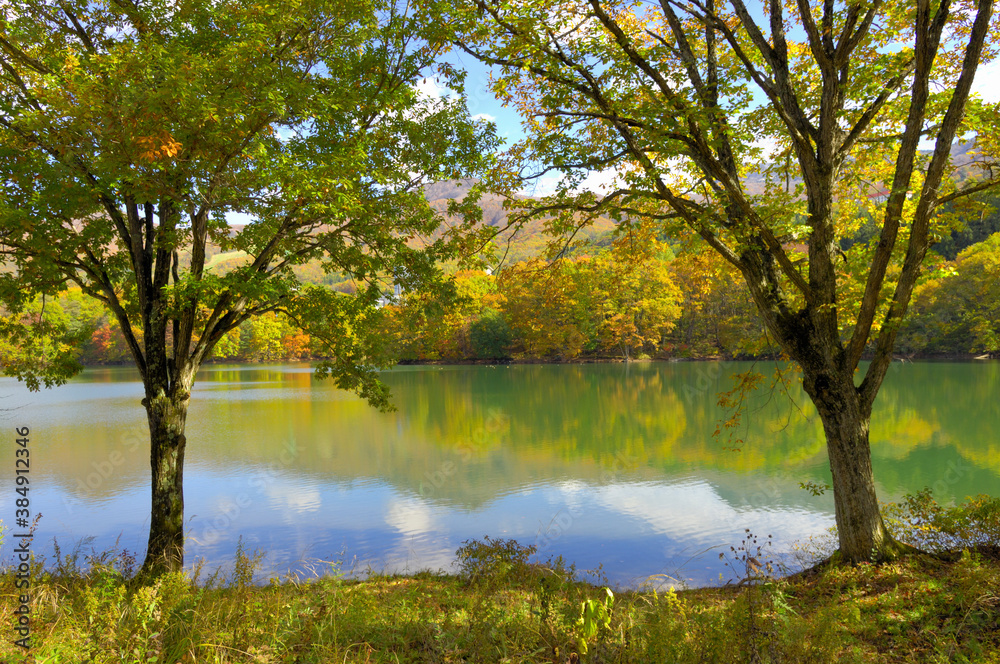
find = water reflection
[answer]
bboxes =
[0,361,997,587]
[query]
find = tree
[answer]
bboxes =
[469,308,514,359]
[500,258,592,358]
[900,232,1000,354]
[243,312,290,362]
[668,244,767,357]
[0,293,89,376]
[932,187,1000,259]
[586,244,681,360]
[0,0,495,575]
[447,0,1000,563]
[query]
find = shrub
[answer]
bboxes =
[455,536,536,587]
[469,309,513,360]
[883,489,1000,553]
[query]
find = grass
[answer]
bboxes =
[1,494,998,663]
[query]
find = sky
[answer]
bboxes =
[432,22,1000,143]
[420,45,1000,197]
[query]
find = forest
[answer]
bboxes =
[11,200,999,367]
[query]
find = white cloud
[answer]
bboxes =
[414,76,456,101]
[265,484,322,514]
[384,497,436,536]
[472,113,497,124]
[972,59,1000,103]
[517,165,623,198]
[578,167,620,193]
[519,172,562,197]
[751,137,781,160]
[590,480,834,555]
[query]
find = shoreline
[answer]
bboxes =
[3,540,997,663]
[76,351,997,369]
[397,351,997,365]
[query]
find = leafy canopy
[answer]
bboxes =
[0,0,498,403]
[446,0,1000,402]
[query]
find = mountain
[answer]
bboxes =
[423,179,618,264]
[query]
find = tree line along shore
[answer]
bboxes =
[10,229,999,368]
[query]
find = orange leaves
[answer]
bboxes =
[135,132,184,163]
[89,321,133,364]
[278,329,313,361]
[713,369,765,451]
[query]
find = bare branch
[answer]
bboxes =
[935,175,1000,207]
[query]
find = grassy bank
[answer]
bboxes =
[1,495,998,663]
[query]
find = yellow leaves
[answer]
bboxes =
[63,51,81,73]
[135,132,183,163]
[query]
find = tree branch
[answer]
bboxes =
[847,0,954,371]
[859,0,993,405]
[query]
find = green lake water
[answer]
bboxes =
[1,361,997,587]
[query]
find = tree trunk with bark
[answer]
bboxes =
[801,367,910,563]
[140,377,192,576]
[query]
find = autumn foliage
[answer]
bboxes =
[13,229,1000,368]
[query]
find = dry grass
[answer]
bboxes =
[0,495,997,663]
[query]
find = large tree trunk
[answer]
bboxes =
[801,367,908,563]
[139,382,191,576]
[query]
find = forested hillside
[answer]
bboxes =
[423,179,619,264]
[3,182,999,366]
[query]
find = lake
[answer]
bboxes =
[1,361,997,588]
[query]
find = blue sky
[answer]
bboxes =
[417,44,1000,197]
[427,26,1000,148]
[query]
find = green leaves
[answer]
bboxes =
[0,0,498,403]
[0,297,87,391]
[575,587,614,655]
[0,0,500,577]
